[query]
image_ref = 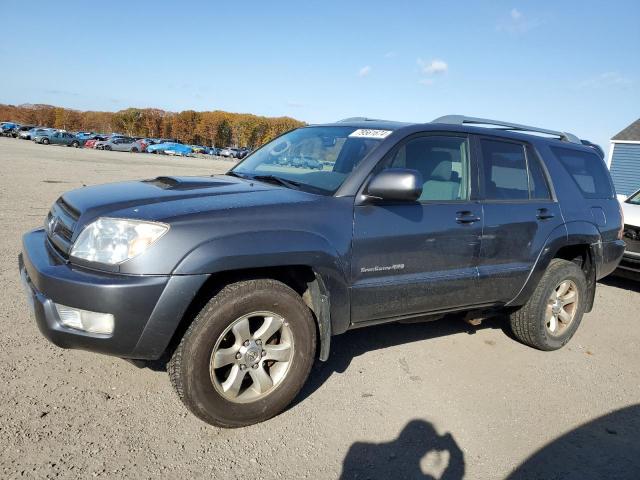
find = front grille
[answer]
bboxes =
[623,224,640,254]
[46,197,80,257]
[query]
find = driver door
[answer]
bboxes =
[350,133,483,323]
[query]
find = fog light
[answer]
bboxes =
[55,303,114,335]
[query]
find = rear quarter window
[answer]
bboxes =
[550,146,614,199]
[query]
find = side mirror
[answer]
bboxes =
[365,168,423,202]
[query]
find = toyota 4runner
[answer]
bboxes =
[19,115,625,427]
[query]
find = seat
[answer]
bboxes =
[421,152,460,201]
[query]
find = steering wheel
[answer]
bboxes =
[269,139,291,156]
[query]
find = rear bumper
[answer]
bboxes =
[618,251,640,274]
[19,229,208,360]
[594,239,626,280]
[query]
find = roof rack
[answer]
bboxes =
[432,115,581,144]
[337,117,385,123]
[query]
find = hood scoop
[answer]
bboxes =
[143,176,235,190]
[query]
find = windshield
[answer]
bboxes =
[231,126,384,194]
[627,190,640,205]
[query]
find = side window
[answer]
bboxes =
[388,135,469,201]
[527,146,552,200]
[480,139,529,200]
[550,146,613,199]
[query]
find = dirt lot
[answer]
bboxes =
[1,136,639,479]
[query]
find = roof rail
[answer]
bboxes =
[432,115,582,144]
[336,117,384,123]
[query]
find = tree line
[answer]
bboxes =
[0,103,305,148]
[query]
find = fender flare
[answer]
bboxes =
[507,221,600,308]
[172,230,351,360]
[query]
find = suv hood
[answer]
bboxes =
[60,175,315,228]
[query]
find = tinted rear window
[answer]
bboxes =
[480,139,529,200]
[550,147,613,199]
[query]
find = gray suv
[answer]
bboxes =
[19,115,625,427]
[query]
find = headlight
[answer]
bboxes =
[70,218,169,265]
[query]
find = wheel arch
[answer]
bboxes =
[507,221,600,311]
[159,264,335,364]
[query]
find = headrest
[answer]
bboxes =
[429,151,453,181]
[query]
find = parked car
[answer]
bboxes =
[33,130,81,147]
[12,125,36,138]
[146,142,192,156]
[134,138,154,152]
[82,135,108,149]
[190,145,208,154]
[235,147,251,159]
[19,115,624,428]
[218,147,237,158]
[1,122,18,135]
[16,125,38,139]
[95,137,139,152]
[618,188,640,275]
[74,132,95,142]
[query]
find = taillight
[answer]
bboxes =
[618,201,625,240]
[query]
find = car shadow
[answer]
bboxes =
[599,273,640,293]
[508,404,640,479]
[339,419,465,480]
[293,314,506,408]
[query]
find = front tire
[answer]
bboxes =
[509,259,587,351]
[168,279,316,427]
[71,140,79,148]
[42,138,50,145]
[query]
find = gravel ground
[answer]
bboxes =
[1,136,639,479]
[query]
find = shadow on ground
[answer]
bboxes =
[339,419,465,480]
[508,404,640,479]
[295,314,506,406]
[599,272,640,293]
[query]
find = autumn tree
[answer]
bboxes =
[0,103,305,147]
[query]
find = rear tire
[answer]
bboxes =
[131,147,139,153]
[104,145,112,151]
[168,279,316,428]
[509,259,587,351]
[71,140,79,148]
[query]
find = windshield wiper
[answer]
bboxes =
[226,171,248,179]
[249,175,302,190]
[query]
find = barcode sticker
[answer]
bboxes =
[348,129,392,139]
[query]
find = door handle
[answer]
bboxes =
[456,211,481,224]
[536,208,555,220]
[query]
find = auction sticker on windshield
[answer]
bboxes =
[348,129,392,139]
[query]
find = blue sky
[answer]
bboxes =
[1,0,638,149]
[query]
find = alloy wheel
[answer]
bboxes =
[545,280,579,336]
[210,311,294,403]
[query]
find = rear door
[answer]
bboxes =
[350,133,484,323]
[475,136,562,303]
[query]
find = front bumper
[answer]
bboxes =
[19,229,209,360]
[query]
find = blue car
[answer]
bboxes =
[1,122,18,135]
[146,142,192,156]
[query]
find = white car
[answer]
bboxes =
[619,188,640,275]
